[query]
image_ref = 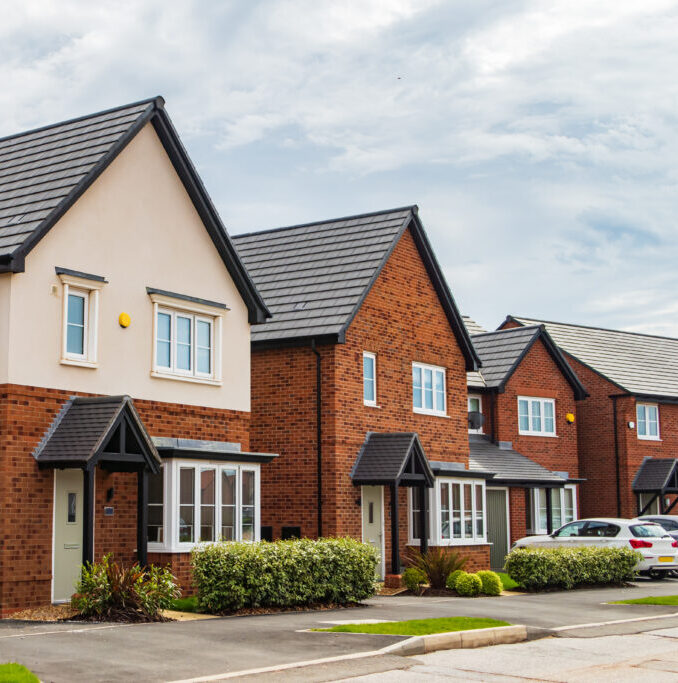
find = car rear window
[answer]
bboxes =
[630,524,667,538]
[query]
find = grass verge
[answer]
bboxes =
[497,572,520,591]
[170,597,200,613]
[312,616,510,635]
[0,663,39,683]
[610,595,678,605]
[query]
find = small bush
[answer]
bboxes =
[455,572,482,597]
[477,570,502,596]
[446,569,464,591]
[404,547,467,589]
[191,538,378,613]
[403,567,427,595]
[71,554,179,621]
[504,546,641,591]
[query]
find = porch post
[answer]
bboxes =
[545,488,553,534]
[82,466,95,566]
[419,485,428,555]
[390,483,400,574]
[137,468,148,567]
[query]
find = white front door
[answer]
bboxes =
[361,485,384,579]
[53,469,84,602]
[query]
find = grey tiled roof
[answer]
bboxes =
[33,395,159,467]
[463,316,487,335]
[468,435,566,485]
[0,99,155,259]
[632,458,678,492]
[510,316,678,398]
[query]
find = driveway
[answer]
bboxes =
[3,578,678,682]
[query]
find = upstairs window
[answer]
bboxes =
[66,289,88,357]
[518,397,556,436]
[413,363,446,416]
[468,395,483,433]
[363,352,377,406]
[637,403,660,440]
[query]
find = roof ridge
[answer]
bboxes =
[511,315,678,344]
[232,205,417,240]
[0,97,163,145]
[472,325,541,339]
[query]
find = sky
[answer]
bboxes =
[2,0,678,335]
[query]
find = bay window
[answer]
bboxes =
[530,485,577,533]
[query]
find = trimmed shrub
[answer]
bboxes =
[404,547,467,589]
[191,538,378,613]
[504,546,641,591]
[403,567,427,595]
[446,569,464,591]
[455,572,482,597]
[71,554,179,621]
[477,570,502,596]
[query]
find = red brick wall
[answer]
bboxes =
[508,487,528,544]
[0,383,249,613]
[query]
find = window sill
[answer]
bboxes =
[518,432,558,438]
[413,409,449,419]
[364,403,381,409]
[148,541,256,553]
[638,436,662,442]
[150,371,222,386]
[60,358,98,369]
[408,538,489,546]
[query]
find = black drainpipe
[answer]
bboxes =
[311,340,322,537]
[612,395,622,517]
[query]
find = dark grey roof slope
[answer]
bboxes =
[0,97,268,323]
[508,316,678,399]
[351,432,434,486]
[633,458,678,493]
[468,325,587,399]
[468,435,566,485]
[233,207,480,370]
[33,395,159,469]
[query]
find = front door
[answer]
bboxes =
[487,488,509,570]
[362,485,384,579]
[53,469,84,602]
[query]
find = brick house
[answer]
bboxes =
[502,316,678,520]
[0,98,273,614]
[233,206,498,577]
[463,321,587,568]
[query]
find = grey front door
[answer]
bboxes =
[487,488,509,570]
[53,469,84,602]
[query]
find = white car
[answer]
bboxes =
[513,518,678,579]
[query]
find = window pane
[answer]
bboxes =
[424,368,433,409]
[434,370,445,412]
[469,398,480,412]
[440,483,450,539]
[363,354,374,380]
[364,355,375,403]
[67,493,76,523]
[519,400,529,431]
[475,484,484,537]
[67,293,85,355]
[531,400,542,432]
[551,489,562,528]
[67,293,85,325]
[241,471,255,541]
[648,406,658,436]
[538,489,547,530]
[463,484,473,537]
[411,488,421,540]
[147,470,164,543]
[452,484,462,538]
[221,469,236,541]
[156,312,171,368]
[177,316,192,371]
[67,323,84,355]
[564,488,574,523]
[197,320,211,348]
[197,320,212,374]
[637,405,647,436]
[200,469,216,542]
[179,468,195,543]
[413,366,422,408]
[544,401,555,433]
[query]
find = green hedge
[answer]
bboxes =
[191,538,378,613]
[504,546,641,591]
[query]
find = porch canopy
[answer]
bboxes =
[34,395,160,566]
[351,432,434,573]
[633,458,678,515]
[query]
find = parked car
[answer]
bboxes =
[513,518,678,579]
[636,515,678,542]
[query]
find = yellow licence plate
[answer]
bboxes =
[659,556,674,562]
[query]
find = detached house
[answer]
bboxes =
[463,322,587,568]
[503,317,678,520]
[0,98,273,614]
[233,207,495,578]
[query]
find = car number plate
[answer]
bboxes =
[659,556,674,562]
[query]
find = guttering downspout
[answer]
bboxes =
[612,395,622,517]
[311,339,322,537]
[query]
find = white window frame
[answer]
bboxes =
[468,394,483,434]
[637,403,660,441]
[518,396,556,437]
[363,351,377,406]
[58,274,104,368]
[147,459,261,554]
[530,485,577,534]
[412,362,447,417]
[407,478,487,546]
[149,292,223,386]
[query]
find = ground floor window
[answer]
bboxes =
[530,485,576,533]
[147,460,260,552]
[638,492,661,515]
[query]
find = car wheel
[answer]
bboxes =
[648,569,668,580]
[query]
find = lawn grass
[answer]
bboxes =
[313,616,510,636]
[497,572,520,591]
[610,595,678,605]
[0,663,39,683]
[169,597,200,613]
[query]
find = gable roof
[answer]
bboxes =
[468,325,587,399]
[232,206,480,370]
[0,97,269,324]
[507,316,678,399]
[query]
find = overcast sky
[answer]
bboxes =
[3,0,678,334]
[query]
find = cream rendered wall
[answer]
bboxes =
[6,123,251,412]
[0,274,10,383]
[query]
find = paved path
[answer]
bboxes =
[2,578,678,682]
